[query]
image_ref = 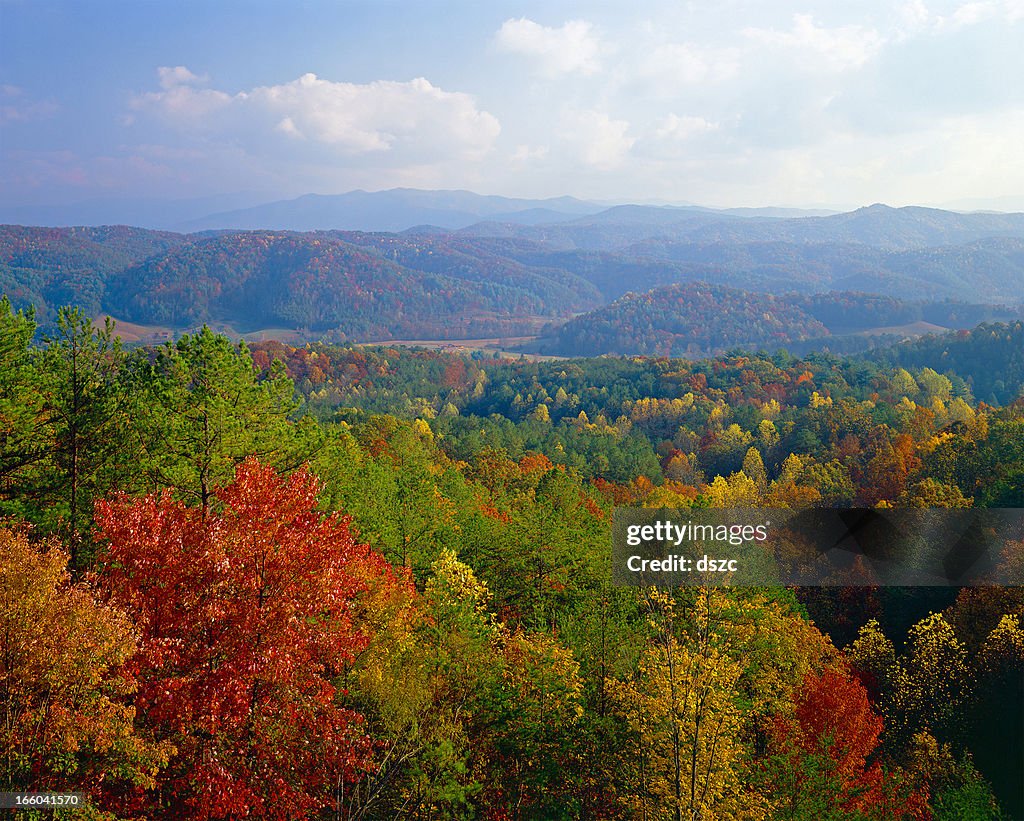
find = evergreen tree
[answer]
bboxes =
[128,327,318,510]
[36,308,126,566]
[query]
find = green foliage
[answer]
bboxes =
[127,326,319,508]
[541,282,830,357]
[35,309,126,563]
[2,317,1023,817]
[0,298,46,503]
[874,321,1024,405]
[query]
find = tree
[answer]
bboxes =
[741,447,768,495]
[0,528,170,801]
[613,591,758,820]
[95,458,401,819]
[338,548,487,820]
[970,614,1024,819]
[887,613,969,751]
[35,308,126,565]
[342,548,588,820]
[907,731,1002,821]
[128,327,317,510]
[610,588,831,820]
[762,666,928,820]
[0,298,47,506]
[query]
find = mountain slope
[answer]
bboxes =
[0,225,189,322]
[533,282,830,357]
[102,231,577,339]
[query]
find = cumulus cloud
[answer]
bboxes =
[496,18,602,75]
[157,66,207,89]
[743,14,883,71]
[132,69,500,162]
[133,67,231,122]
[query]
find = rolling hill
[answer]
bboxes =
[3,198,1024,345]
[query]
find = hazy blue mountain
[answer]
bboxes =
[460,203,1024,252]
[454,235,1024,305]
[4,200,1024,344]
[179,189,605,232]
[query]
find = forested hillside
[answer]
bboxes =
[534,282,829,356]
[3,208,1024,344]
[4,301,1022,818]
[531,286,1024,358]
[871,321,1024,405]
[0,225,188,324]
[104,230,585,339]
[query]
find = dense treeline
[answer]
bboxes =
[2,301,1022,818]
[0,225,187,325]
[533,286,1024,358]
[105,231,570,338]
[870,321,1024,405]
[535,282,829,357]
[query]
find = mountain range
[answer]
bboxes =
[3,191,1024,351]
[1,188,837,233]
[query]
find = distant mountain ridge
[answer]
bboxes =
[3,196,1024,346]
[178,189,607,232]
[5,189,1023,248]
[460,203,1024,252]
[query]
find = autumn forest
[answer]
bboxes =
[1,293,1023,819]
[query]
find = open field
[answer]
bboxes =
[357,335,567,361]
[97,316,307,345]
[852,320,952,337]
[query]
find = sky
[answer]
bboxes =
[1,0,1023,211]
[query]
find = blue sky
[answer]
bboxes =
[2,0,1023,210]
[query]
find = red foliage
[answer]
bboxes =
[768,666,929,819]
[782,667,883,781]
[95,458,405,819]
[519,452,555,475]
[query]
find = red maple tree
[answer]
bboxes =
[765,666,929,819]
[95,458,405,819]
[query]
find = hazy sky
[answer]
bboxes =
[2,0,1022,209]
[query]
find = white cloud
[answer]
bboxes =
[901,0,933,28]
[743,14,883,71]
[560,109,634,169]
[495,18,601,75]
[133,68,230,121]
[638,43,740,87]
[133,69,500,162]
[930,0,1024,27]
[157,66,207,89]
[655,114,718,140]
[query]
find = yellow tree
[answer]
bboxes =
[0,529,170,801]
[611,588,833,820]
